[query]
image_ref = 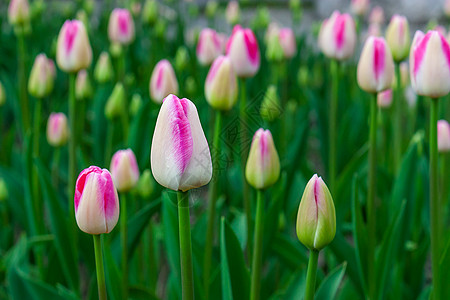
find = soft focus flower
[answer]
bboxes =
[226,25,260,78]
[385,15,410,62]
[149,60,179,104]
[445,0,450,18]
[56,20,92,73]
[105,82,125,119]
[266,31,284,62]
[369,6,384,25]
[225,1,240,25]
[357,36,394,93]
[94,52,114,83]
[8,0,30,26]
[351,0,370,16]
[175,46,189,72]
[130,93,143,116]
[108,8,135,45]
[260,85,282,122]
[0,178,8,202]
[75,166,120,235]
[205,1,218,19]
[318,11,356,61]
[75,69,93,100]
[110,149,140,192]
[142,0,158,25]
[151,94,212,192]
[137,169,155,198]
[438,120,450,152]
[367,23,381,38]
[296,174,336,251]
[279,28,297,59]
[205,56,238,111]
[377,89,393,108]
[47,112,69,147]
[196,28,222,66]
[0,82,5,106]
[409,30,450,98]
[245,128,280,190]
[28,53,55,98]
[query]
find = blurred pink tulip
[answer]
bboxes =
[279,28,297,59]
[108,8,135,45]
[8,0,29,26]
[205,55,238,111]
[369,6,384,25]
[377,89,393,108]
[226,25,260,78]
[110,149,140,192]
[47,112,69,147]
[437,120,450,152]
[149,59,179,104]
[196,28,222,66]
[351,0,370,16]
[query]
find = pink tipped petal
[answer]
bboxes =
[413,33,431,77]
[373,38,385,80]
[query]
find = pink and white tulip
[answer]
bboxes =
[318,11,356,61]
[369,6,384,25]
[75,166,120,235]
[149,59,179,104]
[28,54,56,98]
[226,25,260,78]
[151,94,212,191]
[357,36,394,93]
[196,28,222,66]
[351,0,370,16]
[409,30,450,98]
[377,89,393,108]
[108,8,135,45]
[47,113,69,147]
[205,55,238,111]
[56,20,92,73]
[8,0,29,26]
[438,120,450,152]
[279,28,297,59]
[225,1,240,25]
[385,15,410,62]
[110,149,140,192]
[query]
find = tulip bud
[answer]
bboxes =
[175,46,189,72]
[225,1,240,25]
[110,149,140,192]
[226,25,261,78]
[109,42,123,58]
[409,30,450,98]
[75,69,93,100]
[185,76,197,96]
[385,15,410,62]
[142,0,158,25]
[351,0,369,17]
[47,112,69,147]
[377,89,393,108]
[196,28,222,66]
[94,52,114,83]
[151,94,212,192]
[0,178,8,202]
[205,56,238,111]
[318,11,356,61]
[438,120,450,152]
[251,6,270,30]
[75,166,120,234]
[279,28,297,59]
[296,174,336,251]
[260,85,282,122]
[205,1,218,19]
[130,93,142,116]
[28,54,55,98]
[137,169,155,198]
[357,36,394,93]
[445,0,450,18]
[105,83,125,120]
[369,6,384,25]
[8,0,30,26]
[154,19,166,39]
[266,32,284,62]
[108,8,135,45]
[56,20,92,73]
[0,82,5,106]
[245,129,280,190]
[149,59,179,104]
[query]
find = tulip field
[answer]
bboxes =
[1,0,450,299]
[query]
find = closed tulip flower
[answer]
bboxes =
[369,6,384,25]
[357,36,395,93]
[205,56,238,111]
[386,15,410,62]
[94,52,114,83]
[445,0,450,18]
[318,11,356,61]
[110,149,140,192]
[377,89,393,108]
[225,1,240,25]
[409,30,450,98]
[0,82,5,106]
[296,174,336,251]
[105,82,125,119]
[108,8,135,45]
[351,0,370,16]
[266,32,284,62]
[8,0,29,26]
[28,54,55,98]
[438,120,450,152]
[47,113,69,147]
[226,25,260,78]
[245,129,280,190]
[151,94,212,191]
[279,28,297,59]
[149,59,179,104]
[260,85,282,122]
[75,166,120,234]
[56,20,92,73]
[75,69,93,100]
[142,0,158,25]
[196,28,222,66]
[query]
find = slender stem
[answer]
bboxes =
[329,60,339,195]
[17,29,30,135]
[393,63,402,172]
[429,97,440,300]
[121,192,128,299]
[178,191,194,300]
[367,93,378,300]
[304,249,319,300]
[93,234,107,300]
[68,73,77,230]
[250,189,264,300]
[105,120,114,165]
[203,110,222,300]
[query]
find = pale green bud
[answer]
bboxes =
[175,46,189,72]
[130,93,142,116]
[0,178,8,202]
[205,1,218,19]
[94,52,114,83]
[0,82,6,106]
[260,85,281,122]
[266,34,284,62]
[142,0,158,25]
[75,69,93,100]
[105,83,125,120]
[137,169,155,198]
[28,53,55,98]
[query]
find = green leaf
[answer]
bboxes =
[270,233,308,269]
[315,262,347,300]
[268,268,306,300]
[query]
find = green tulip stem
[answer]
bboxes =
[393,63,402,172]
[105,120,114,165]
[367,92,378,300]
[304,249,319,300]
[17,29,30,135]
[178,190,194,300]
[203,109,222,300]
[329,59,339,195]
[93,234,107,300]
[250,189,264,300]
[68,73,77,234]
[121,192,128,300]
[429,97,441,300]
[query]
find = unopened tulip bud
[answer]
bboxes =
[94,52,114,83]
[226,1,240,25]
[110,149,140,192]
[357,36,394,93]
[386,15,410,62]
[245,129,280,190]
[142,0,158,25]
[28,54,55,98]
[109,42,123,58]
[409,30,450,98]
[56,20,92,73]
[47,112,69,147]
[279,28,297,59]
[197,28,222,66]
[130,93,142,116]
[226,25,261,78]
[252,6,270,30]
[149,59,179,104]
[0,82,5,106]
[8,0,30,26]
[377,89,393,108]
[369,6,384,25]
[205,1,218,19]
[296,174,336,251]
[351,0,369,16]
[151,94,212,191]
[105,83,125,120]
[75,166,120,234]
[445,0,450,18]
[175,46,189,72]
[205,56,238,111]
[0,178,7,202]
[75,69,93,100]
[185,76,197,96]
[154,19,166,39]
[266,32,284,62]
[260,85,282,122]
[108,8,135,45]
[318,11,356,61]
[438,120,450,152]
[137,169,155,198]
